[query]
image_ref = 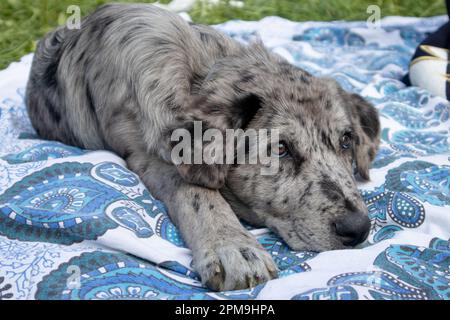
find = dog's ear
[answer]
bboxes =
[342,92,380,180]
[184,44,269,130]
[185,92,263,130]
[171,69,264,189]
[169,46,271,189]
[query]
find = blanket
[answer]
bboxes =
[0,15,449,300]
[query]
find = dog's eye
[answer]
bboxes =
[272,142,289,157]
[340,132,353,150]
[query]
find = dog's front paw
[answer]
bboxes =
[194,239,278,291]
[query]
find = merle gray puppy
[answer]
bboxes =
[26,3,380,291]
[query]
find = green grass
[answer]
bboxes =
[0,0,446,69]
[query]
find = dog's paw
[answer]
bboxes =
[194,240,278,291]
[176,163,228,189]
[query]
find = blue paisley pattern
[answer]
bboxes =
[1,15,449,299]
[94,162,140,187]
[364,188,426,229]
[2,143,85,164]
[294,271,427,300]
[0,162,160,244]
[35,251,209,300]
[109,205,153,238]
[399,166,450,206]
[292,238,450,300]
[387,130,449,155]
[0,162,120,243]
[362,160,450,243]
[35,251,266,300]
[373,242,450,300]
[293,27,366,46]
[381,103,441,129]
[155,215,185,247]
[372,143,421,169]
[258,234,317,276]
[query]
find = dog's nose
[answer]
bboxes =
[333,212,371,246]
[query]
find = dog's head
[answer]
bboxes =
[179,42,380,251]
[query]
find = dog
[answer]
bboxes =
[25,3,380,291]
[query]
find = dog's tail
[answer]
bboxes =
[25,26,72,143]
[28,26,66,89]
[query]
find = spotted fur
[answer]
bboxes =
[26,4,380,291]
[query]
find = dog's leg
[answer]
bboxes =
[127,153,278,291]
